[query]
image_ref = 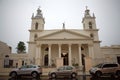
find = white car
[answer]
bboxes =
[9,65,42,78]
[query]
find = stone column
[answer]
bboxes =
[69,44,72,66]
[88,44,94,58]
[48,44,51,66]
[78,44,82,66]
[58,44,61,58]
[39,44,42,65]
[36,45,42,65]
[35,46,39,65]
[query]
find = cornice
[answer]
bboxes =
[27,41,36,44]
[29,30,43,32]
[84,29,99,31]
[93,41,101,43]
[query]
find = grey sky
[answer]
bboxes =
[0,0,120,53]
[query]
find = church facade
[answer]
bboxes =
[28,8,102,70]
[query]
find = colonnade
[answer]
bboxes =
[35,43,94,66]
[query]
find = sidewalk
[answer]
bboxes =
[0,71,90,76]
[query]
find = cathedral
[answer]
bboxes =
[28,7,102,70]
[0,7,120,75]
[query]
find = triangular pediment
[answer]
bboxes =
[37,29,91,40]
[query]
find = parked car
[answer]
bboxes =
[48,66,77,79]
[9,65,42,78]
[89,63,120,77]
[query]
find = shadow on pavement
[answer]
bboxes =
[8,77,41,80]
[8,77,77,80]
[49,78,77,80]
[90,76,120,80]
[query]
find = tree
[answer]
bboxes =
[16,41,26,53]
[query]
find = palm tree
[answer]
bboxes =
[16,41,26,53]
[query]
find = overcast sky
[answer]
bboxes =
[0,0,120,53]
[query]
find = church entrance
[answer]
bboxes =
[82,54,85,71]
[61,53,68,65]
[44,54,48,66]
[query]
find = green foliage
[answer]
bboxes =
[16,41,26,53]
[72,63,79,67]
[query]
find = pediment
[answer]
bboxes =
[37,30,91,40]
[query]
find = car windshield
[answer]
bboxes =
[94,63,103,68]
[58,67,64,71]
[20,65,27,68]
[66,66,73,70]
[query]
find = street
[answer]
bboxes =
[1,75,120,80]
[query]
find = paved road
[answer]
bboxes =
[0,75,120,80]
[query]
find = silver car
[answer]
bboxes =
[9,65,42,78]
[48,66,77,79]
[89,63,120,77]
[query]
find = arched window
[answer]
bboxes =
[45,47,48,51]
[89,22,92,29]
[34,34,38,41]
[35,22,38,30]
[90,33,94,38]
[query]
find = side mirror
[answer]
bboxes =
[57,69,60,71]
[102,67,105,69]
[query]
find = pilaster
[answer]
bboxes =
[48,44,52,66]
[78,44,82,66]
[58,44,61,58]
[69,44,72,66]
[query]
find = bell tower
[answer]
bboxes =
[29,8,45,42]
[82,7,102,65]
[82,6,96,30]
[28,8,45,64]
[82,7,99,41]
[31,7,45,30]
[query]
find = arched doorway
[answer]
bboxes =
[61,53,68,65]
[44,54,48,66]
[82,54,85,71]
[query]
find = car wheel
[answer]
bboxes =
[116,71,120,77]
[10,72,17,78]
[51,73,56,78]
[71,73,77,78]
[31,72,38,78]
[95,71,102,77]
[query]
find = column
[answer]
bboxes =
[35,47,39,65]
[39,44,42,65]
[69,44,72,66]
[78,44,82,66]
[58,44,61,58]
[48,44,51,66]
[88,44,94,58]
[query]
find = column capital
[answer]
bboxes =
[78,44,81,47]
[36,44,42,47]
[88,44,93,46]
[58,44,62,46]
[68,44,72,46]
[48,44,52,46]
